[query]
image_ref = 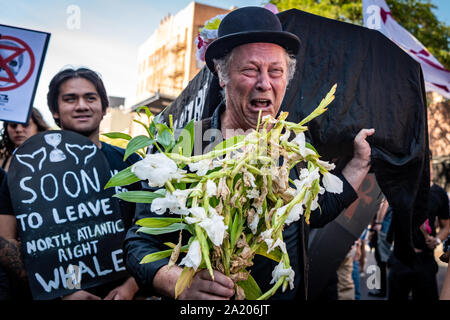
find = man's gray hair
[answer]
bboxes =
[213,49,297,86]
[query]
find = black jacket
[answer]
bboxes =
[123,104,358,299]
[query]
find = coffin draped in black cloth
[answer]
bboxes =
[162,9,429,265]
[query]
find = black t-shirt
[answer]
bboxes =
[99,142,141,231]
[413,183,450,252]
[0,167,13,214]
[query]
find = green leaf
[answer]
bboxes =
[305,142,318,155]
[175,267,196,299]
[136,217,183,228]
[237,274,262,300]
[137,223,188,235]
[124,135,154,161]
[140,249,173,264]
[213,134,245,152]
[136,106,153,119]
[164,242,189,252]
[102,132,132,140]
[104,166,140,189]
[113,190,165,203]
[255,242,282,262]
[156,123,173,150]
[230,213,243,249]
[195,225,214,279]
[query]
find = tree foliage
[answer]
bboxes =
[270,0,450,69]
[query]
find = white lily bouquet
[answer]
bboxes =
[105,84,342,300]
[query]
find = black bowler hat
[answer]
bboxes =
[205,6,301,75]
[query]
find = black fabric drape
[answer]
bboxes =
[163,9,429,265]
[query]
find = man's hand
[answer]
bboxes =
[353,128,375,165]
[178,269,235,300]
[62,290,101,300]
[104,277,139,300]
[153,265,234,300]
[342,128,375,191]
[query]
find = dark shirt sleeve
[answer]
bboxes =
[123,182,180,297]
[0,169,14,215]
[309,173,358,228]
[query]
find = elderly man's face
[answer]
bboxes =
[221,42,288,131]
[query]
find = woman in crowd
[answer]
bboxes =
[0,107,50,170]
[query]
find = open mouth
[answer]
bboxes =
[250,99,272,109]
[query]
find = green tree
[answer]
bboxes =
[269,0,450,70]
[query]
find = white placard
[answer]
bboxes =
[0,24,50,123]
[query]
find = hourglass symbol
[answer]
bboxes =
[44,133,66,162]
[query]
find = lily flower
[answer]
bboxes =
[185,207,208,224]
[198,212,228,246]
[188,158,220,176]
[150,189,192,215]
[179,240,202,271]
[185,207,227,246]
[131,153,184,187]
[270,261,295,291]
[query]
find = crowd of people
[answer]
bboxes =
[0,6,449,301]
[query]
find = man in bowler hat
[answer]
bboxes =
[124,6,374,300]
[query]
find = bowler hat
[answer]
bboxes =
[205,6,301,74]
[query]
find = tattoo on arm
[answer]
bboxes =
[0,236,27,284]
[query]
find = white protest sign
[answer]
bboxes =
[0,24,50,123]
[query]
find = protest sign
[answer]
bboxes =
[0,24,50,124]
[8,130,127,300]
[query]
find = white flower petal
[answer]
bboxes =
[188,159,219,176]
[206,180,217,197]
[260,228,273,241]
[188,207,207,220]
[275,205,288,218]
[270,261,295,291]
[131,153,180,187]
[322,172,343,194]
[284,203,303,226]
[317,159,336,171]
[150,189,191,215]
[292,132,306,156]
[198,214,228,246]
[267,238,287,254]
[179,240,202,271]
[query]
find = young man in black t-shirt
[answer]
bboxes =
[0,68,141,300]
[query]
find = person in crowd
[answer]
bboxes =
[440,234,450,300]
[0,107,49,171]
[0,67,142,300]
[367,195,392,298]
[387,153,449,300]
[123,6,375,300]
